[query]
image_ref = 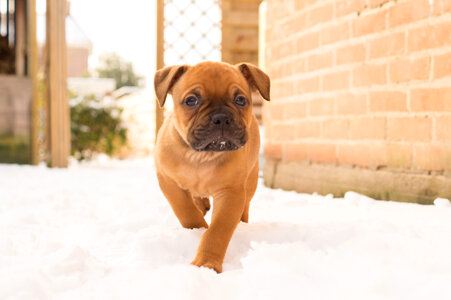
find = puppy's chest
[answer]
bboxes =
[174,168,214,198]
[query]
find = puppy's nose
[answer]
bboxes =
[211,113,231,127]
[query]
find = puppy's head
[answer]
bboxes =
[154,62,270,152]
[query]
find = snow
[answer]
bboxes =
[1,157,451,299]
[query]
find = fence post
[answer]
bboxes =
[155,0,165,140]
[28,0,40,165]
[46,0,70,167]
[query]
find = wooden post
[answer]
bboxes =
[28,0,40,165]
[155,0,165,140]
[15,0,26,76]
[46,0,70,167]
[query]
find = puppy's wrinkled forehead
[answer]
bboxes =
[175,62,249,99]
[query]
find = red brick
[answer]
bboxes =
[388,0,429,28]
[295,76,320,94]
[369,91,407,112]
[264,142,283,159]
[336,93,367,115]
[433,52,451,79]
[308,3,334,26]
[352,10,387,37]
[284,101,308,119]
[262,105,271,124]
[272,40,295,59]
[322,70,350,91]
[268,0,296,21]
[285,12,308,35]
[269,103,285,121]
[321,119,349,139]
[284,142,309,162]
[337,144,370,167]
[414,145,446,171]
[335,0,366,17]
[410,88,451,111]
[368,32,405,59]
[387,116,432,142]
[265,28,277,45]
[349,117,386,140]
[433,0,451,16]
[309,97,335,116]
[320,21,350,46]
[366,0,390,7]
[387,144,413,168]
[445,148,451,171]
[408,22,451,53]
[295,120,321,138]
[295,0,318,11]
[436,116,451,142]
[389,57,431,83]
[353,64,387,87]
[269,61,293,79]
[296,31,320,53]
[369,144,388,168]
[307,51,334,71]
[309,143,337,164]
[293,56,307,73]
[336,43,366,65]
[273,123,296,141]
[272,80,294,98]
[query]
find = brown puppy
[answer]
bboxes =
[154,61,270,273]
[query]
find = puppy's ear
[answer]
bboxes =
[236,63,270,101]
[154,65,189,107]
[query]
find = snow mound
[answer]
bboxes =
[434,198,451,207]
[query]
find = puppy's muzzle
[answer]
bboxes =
[190,111,248,152]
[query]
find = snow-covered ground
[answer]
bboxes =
[1,157,451,300]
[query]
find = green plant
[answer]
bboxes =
[70,96,127,161]
[96,53,142,89]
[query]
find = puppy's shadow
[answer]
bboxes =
[223,221,356,271]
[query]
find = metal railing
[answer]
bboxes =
[163,0,221,65]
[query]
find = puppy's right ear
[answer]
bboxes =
[154,65,189,107]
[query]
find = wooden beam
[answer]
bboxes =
[28,0,40,165]
[155,0,164,141]
[15,0,26,76]
[46,0,70,167]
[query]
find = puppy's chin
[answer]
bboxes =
[190,135,247,152]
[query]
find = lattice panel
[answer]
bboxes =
[164,0,221,65]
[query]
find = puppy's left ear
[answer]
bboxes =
[154,65,189,107]
[236,63,270,101]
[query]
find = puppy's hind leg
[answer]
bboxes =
[157,173,208,229]
[193,197,211,216]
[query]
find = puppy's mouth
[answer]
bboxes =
[202,137,240,152]
[190,133,247,152]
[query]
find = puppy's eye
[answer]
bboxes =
[234,95,247,107]
[184,95,199,107]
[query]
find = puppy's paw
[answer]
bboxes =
[191,255,222,273]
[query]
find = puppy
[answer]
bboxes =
[154,61,270,273]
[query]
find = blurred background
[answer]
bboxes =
[0,0,450,203]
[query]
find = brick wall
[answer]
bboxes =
[263,0,451,203]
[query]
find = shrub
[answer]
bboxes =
[70,96,127,161]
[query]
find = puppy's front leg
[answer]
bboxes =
[191,188,245,273]
[157,173,208,229]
